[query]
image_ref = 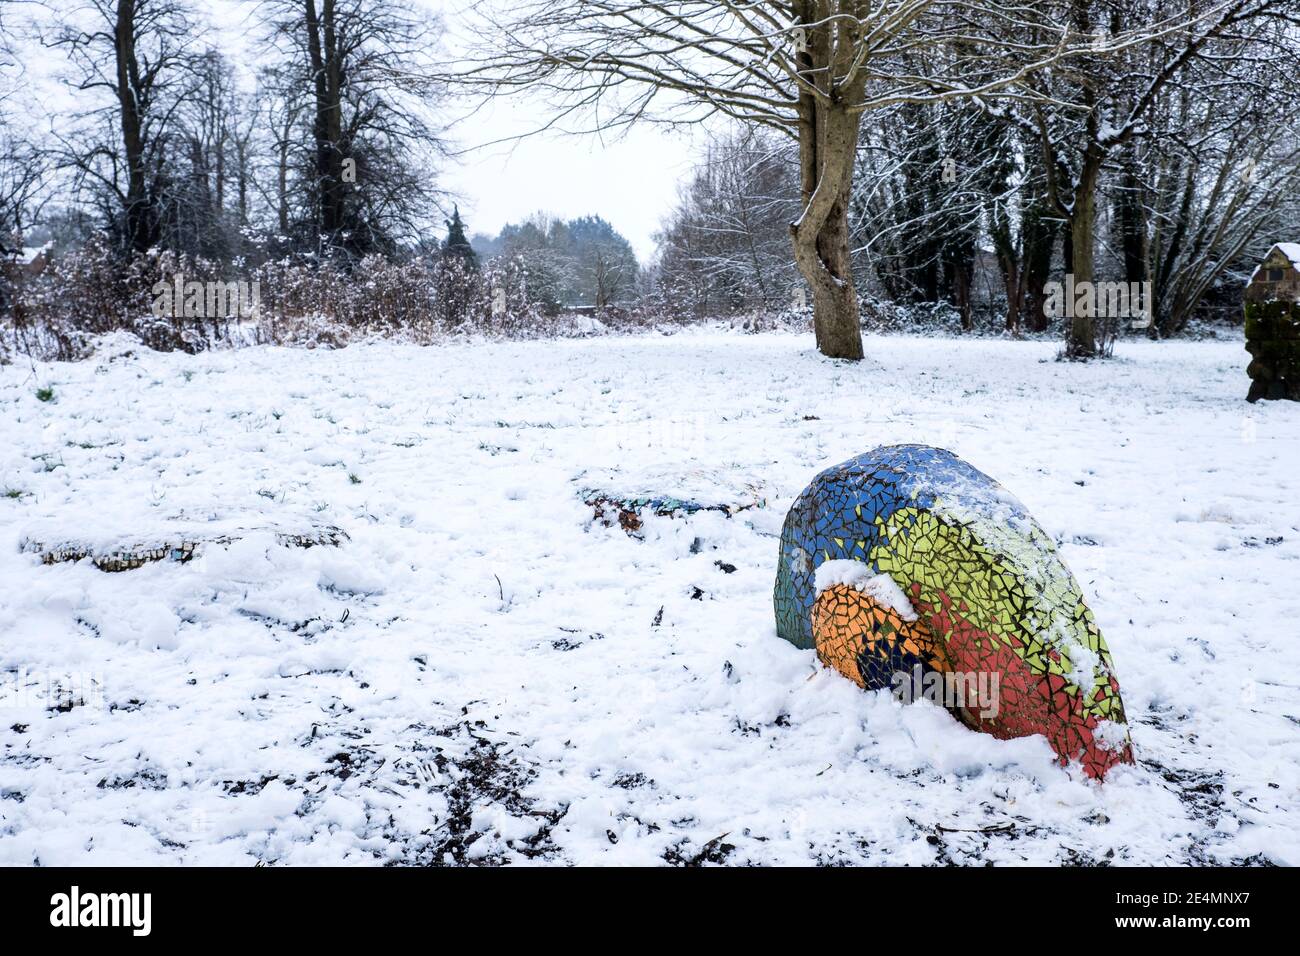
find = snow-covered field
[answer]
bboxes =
[1,330,1297,866]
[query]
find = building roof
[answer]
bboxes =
[1249,243,1300,283]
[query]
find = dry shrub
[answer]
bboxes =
[1,242,664,363]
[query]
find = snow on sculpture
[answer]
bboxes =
[774,445,1134,780]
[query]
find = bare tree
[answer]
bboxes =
[261,0,447,259]
[493,213,573,314]
[170,48,244,258]
[250,65,308,238]
[0,131,46,244]
[852,98,1001,329]
[0,1,51,250]
[48,0,200,254]
[655,129,798,316]
[567,215,638,308]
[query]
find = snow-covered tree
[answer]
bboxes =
[455,0,1235,359]
[1015,0,1294,357]
[654,129,798,317]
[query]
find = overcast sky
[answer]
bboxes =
[428,0,706,262]
[440,101,701,263]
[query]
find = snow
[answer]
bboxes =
[575,465,768,513]
[1276,243,1300,268]
[15,244,52,266]
[814,559,919,621]
[2,329,1298,866]
[1094,720,1134,754]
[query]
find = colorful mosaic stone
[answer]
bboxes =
[774,444,1134,780]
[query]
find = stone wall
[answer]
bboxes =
[1245,299,1300,402]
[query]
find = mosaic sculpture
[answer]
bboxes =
[774,445,1133,780]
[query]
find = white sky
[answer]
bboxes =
[440,101,700,262]
[427,0,706,261]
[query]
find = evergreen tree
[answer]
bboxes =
[443,206,477,268]
[436,205,479,326]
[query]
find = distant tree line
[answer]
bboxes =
[472,213,640,312]
[2,0,1299,360]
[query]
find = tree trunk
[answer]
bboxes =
[790,55,863,360]
[306,0,345,248]
[798,183,862,360]
[1002,258,1022,334]
[1062,0,1101,359]
[989,196,1020,333]
[1021,203,1055,333]
[1115,157,1147,287]
[277,108,293,235]
[1065,152,1102,358]
[948,255,973,331]
[215,132,226,213]
[236,136,249,226]
[114,0,152,254]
